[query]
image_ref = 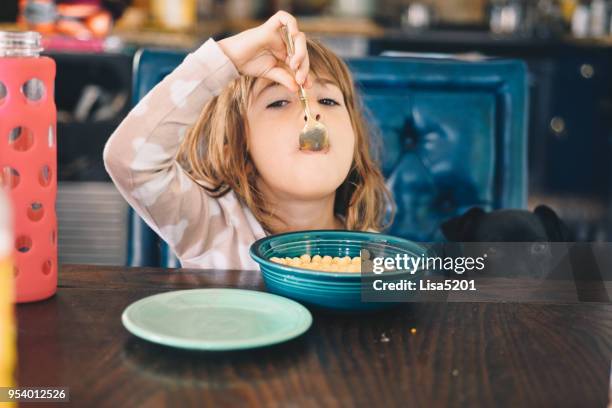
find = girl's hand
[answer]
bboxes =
[218,11,310,92]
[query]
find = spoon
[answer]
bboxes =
[281,25,329,151]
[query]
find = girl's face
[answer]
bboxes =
[246,76,355,200]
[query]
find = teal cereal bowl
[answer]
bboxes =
[249,230,429,311]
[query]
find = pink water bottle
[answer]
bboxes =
[0,31,57,303]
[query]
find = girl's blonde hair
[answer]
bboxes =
[177,38,394,233]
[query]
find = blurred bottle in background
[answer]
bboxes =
[571,0,591,37]
[570,0,611,38]
[560,0,578,20]
[401,2,433,30]
[488,0,567,38]
[332,0,373,17]
[151,0,197,29]
[589,0,608,36]
[489,0,523,34]
[224,0,262,20]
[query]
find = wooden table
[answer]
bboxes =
[16,265,612,407]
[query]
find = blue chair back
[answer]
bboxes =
[349,57,528,240]
[127,49,528,267]
[127,49,185,268]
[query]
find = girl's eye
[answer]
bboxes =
[266,98,340,108]
[319,98,340,106]
[266,100,289,108]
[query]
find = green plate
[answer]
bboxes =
[121,288,312,351]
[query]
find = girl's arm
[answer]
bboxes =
[103,39,240,259]
[103,11,309,261]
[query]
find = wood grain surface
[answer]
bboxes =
[15,264,612,408]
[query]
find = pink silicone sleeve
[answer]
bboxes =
[0,56,57,303]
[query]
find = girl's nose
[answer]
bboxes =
[303,114,321,121]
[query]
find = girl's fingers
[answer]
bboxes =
[266,10,299,39]
[290,32,310,84]
[289,32,306,69]
[263,66,299,92]
[265,11,301,61]
[294,46,309,84]
[295,63,309,86]
[263,11,309,86]
[267,46,287,64]
[303,72,314,89]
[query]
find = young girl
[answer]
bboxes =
[103,11,393,270]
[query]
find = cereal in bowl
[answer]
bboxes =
[269,254,361,272]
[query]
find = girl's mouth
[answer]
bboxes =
[298,145,331,154]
